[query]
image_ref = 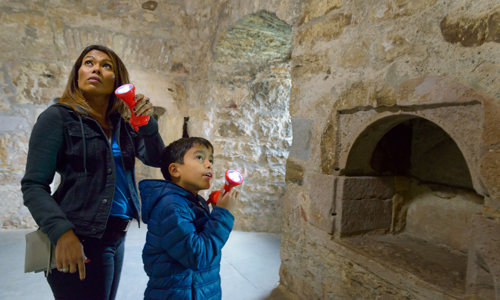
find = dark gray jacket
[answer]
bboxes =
[21,103,164,245]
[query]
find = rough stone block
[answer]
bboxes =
[334,177,394,235]
[482,96,500,146]
[480,150,500,208]
[301,0,342,25]
[320,116,336,175]
[440,15,488,47]
[487,12,500,42]
[289,118,313,160]
[339,176,394,200]
[0,117,26,133]
[466,213,500,299]
[305,172,336,234]
[294,12,351,46]
[340,198,392,235]
[285,159,304,185]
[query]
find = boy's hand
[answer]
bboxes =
[215,188,238,211]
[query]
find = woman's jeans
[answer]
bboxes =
[47,217,129,300]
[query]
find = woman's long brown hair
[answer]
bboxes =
[59,45,130,121]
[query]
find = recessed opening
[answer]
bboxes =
[338,116,485,297]
[209,10,292,232]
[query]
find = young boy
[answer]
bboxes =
[139,137,236,300]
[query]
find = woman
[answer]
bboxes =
[21,45,165,300]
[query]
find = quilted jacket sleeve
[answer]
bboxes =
[154,195,234,270]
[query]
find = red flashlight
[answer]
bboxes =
[207,169,244,205]
[114,83,150,131]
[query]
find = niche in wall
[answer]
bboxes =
[332,108,486,297]
[208,10,292,232]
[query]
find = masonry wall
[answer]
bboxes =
[0,0,301,232]
[279,0,500,299]
[2,0,500,299]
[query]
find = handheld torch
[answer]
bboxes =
[207,169,244,205]
[114,83,150,131]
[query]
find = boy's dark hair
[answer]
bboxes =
[160,137,214,180]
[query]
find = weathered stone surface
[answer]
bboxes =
[0,12,53,61]
[289,118,313,160]
[466,214,500,299]
[9,62,67,105]
[487,12,500,42]
[2,0,500,298]
[215,11,292,66]
[0,181,34,229]
[339,43,369,68]
[481,95,500,147]
[480,149,500,209]
[294,12,351,46]
[398,76,478,105]
[282,0,500,298]
[405,183,482,252]
[335,176,393,235]
[291,51,329,81]
[440,14,491,47]
[369,0,438,20]
[339,176,394,200]
[304,172,336,233]
[335,81,373,109]
[207,11,292,232]
[374,35,413,63]
[320,115,336,174]
[470,63,500,100]
[300,0,343,25]
[285,159,304,185]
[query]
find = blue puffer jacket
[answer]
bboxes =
[139,179,234,300]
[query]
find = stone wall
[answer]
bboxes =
[3,0,500,298]
[198,11,293,232]
[0,0,192,228]
[279,0,500,299]
[0,1,301,232]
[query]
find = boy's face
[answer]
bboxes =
[170,143,214,194]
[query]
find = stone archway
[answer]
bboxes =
[319,77,500,299]
[198,10,293,232]
[332,115,483,297]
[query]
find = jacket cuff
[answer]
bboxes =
[211,206,235,222]
[47,222,75,246]
[137,116,159,136]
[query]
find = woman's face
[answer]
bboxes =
[77,49,116,101]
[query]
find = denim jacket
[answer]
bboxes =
[21,103,164,245]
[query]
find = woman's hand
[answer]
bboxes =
[55,230,87,280]
[133,93,154,117]
[216,189,238,211]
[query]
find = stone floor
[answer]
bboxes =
[339,233,468,299]
[0,221,281,300]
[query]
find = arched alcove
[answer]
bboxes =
[336,115,485,297]
[346,116,474,190]
[203,10,292,232]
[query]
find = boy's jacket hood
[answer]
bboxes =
[139,179,205,224]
